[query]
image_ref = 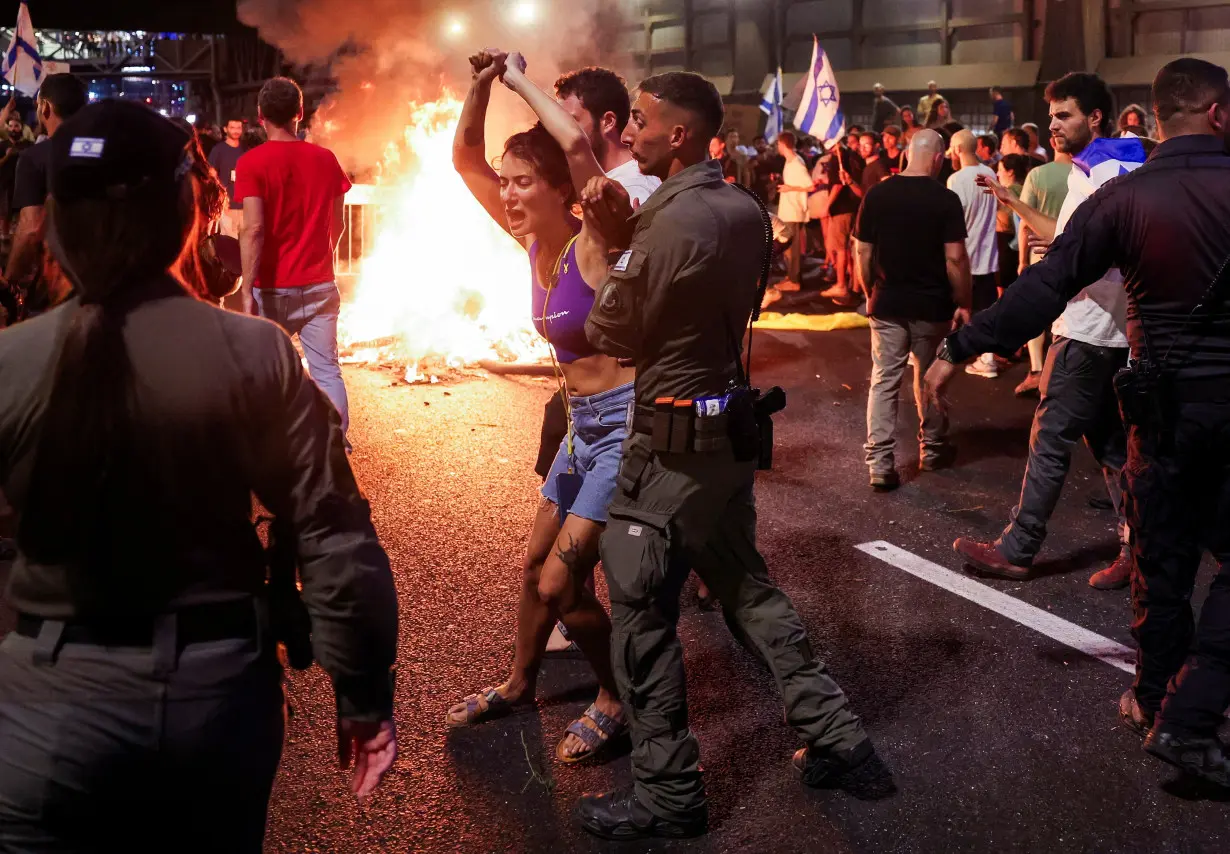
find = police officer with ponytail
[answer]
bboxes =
[575,72,883,841]
[0,99,399,850]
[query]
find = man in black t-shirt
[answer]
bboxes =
[749,135,784,204]
[2,75,87,323]
[857,132,891,194]
[818,143,864,302]
[853,129,972,490]
[207,118,249,237]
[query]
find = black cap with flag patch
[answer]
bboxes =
[49,99,191,204]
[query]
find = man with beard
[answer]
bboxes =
[208,117,249,238]
[574,71,881,841]
[954,72,1146,589]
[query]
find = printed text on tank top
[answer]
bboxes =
[530,232,600,364]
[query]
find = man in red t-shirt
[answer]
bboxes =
[236,76,352,439]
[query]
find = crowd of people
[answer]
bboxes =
[0,49,1227,851]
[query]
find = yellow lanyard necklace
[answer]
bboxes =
[541,234,581,471]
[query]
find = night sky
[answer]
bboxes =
[20,0,242,32]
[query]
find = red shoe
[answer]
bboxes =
[1118,688,1154,738]
[1089,549,1131,590]
[953,538,1031,580]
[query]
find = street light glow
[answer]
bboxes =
[511,2,536,25]
[444,17,465,39]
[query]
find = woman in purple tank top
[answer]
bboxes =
[447,48,635,763]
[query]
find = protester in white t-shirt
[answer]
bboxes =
[555,67,662,206]
[946,129,1000,377]
[775,130,812,293]
[952,72,1145,592]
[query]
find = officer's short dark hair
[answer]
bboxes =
[977,133,998,154]
[777,130,797,149]
[638,72,724,141]
[37,74,88,120]
[1003,127,1030,151]
[258,77,303,127]
[1045,72,1114,136]
[502,123,576,205]
[555,67,631,133]
[1152,58,1230,123]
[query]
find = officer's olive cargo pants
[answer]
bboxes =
[600,432,867,821]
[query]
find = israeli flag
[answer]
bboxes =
[1071,136,1147,195]
[760,68,783,142]
[794,36,845,145]
[2,1,43,96]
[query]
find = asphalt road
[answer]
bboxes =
[2,324,1227,852]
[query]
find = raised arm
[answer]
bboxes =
[501,53,603,196]
[501,52,612,286]
[976,173,1057,240]
[453,50,514,239]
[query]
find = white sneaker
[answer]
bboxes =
[964,354,999,378]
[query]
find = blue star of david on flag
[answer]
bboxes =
[794,36,845,145]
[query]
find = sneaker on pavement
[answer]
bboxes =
[870,470,900,491]
[953,538,1031,580]
[1089,549,1132,590]
[1143,727,1230,788]
[1119,689,1155,738]
[964,356,999,379]
[920,446,957,472]
[1015,371,1042,397]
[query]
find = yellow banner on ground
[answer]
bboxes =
[754,312,870,331]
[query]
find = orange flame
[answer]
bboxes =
[339,94,548,380]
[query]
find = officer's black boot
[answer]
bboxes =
[793,738,896,799]
[575,786,708,841]
[1143,726,1230,788]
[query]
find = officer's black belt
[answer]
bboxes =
[15,599,259,649]
[632,403,731,454]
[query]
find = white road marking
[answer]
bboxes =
[856,540,1136,674]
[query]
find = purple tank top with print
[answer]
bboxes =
[530,236,599,364]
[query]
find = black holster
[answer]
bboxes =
[266,518,314,671]
[727,386,787,469]
[1113,361,1171,431]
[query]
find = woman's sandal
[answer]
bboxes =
[555,704,628,765]
[446,687,523,728]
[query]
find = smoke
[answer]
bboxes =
[237,0,631,173]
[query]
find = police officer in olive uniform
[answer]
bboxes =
[574,72,881,841]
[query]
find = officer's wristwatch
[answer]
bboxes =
[936,338,957,364]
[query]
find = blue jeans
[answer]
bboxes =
[254,282,349,437]
[541,382,634,523]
